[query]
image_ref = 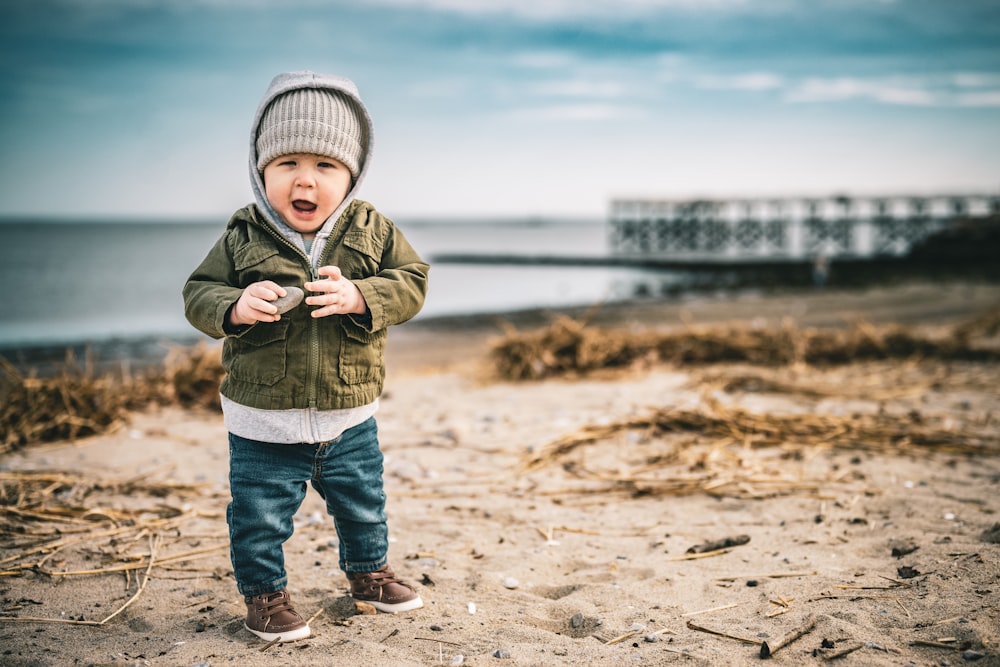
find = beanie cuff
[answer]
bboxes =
[255,88,364,178]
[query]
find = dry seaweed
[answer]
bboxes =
[0,469,227,628]
[3,309,998,453]
[1,342,225,452]
[157,341,225,411]
[490,311,1000,381]
[0,355,129,454]
[952,307,1000,340]
[519,397,999,499]
[0,470,225,578]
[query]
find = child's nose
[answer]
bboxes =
[294,169,317,187]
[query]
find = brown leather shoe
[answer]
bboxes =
[244,589,311,642]
[347,565,423,613]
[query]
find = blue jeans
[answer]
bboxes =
[227,417,388,597]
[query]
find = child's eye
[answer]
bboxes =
[317,161,338,169]
[277,159,297,167]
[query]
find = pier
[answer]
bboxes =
[609,194,1000,262]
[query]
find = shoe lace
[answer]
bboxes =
[364,569,400,586]
[257,591,294,616]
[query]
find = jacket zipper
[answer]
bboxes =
[251,211,324,416]
[306,265,320,411]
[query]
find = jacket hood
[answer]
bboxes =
[248,71,375,261]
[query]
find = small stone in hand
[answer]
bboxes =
[273,286,304,314]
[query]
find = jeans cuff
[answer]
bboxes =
[342,558,388,574]
[238,577,288,598]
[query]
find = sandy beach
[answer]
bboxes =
[2,281,999,666]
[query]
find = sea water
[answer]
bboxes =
[0,217,684,350]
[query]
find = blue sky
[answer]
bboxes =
[2,0,999,220]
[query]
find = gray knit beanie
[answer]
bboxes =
[255,87,364,177]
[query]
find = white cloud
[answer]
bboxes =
[694,72,785,91]
[403,77,475,99]
[506,103,643,121]
[510,51,579,69]
[50,0,750,14]
[955,91,1000,108]
[527,78,628,98]
[951,72,1000,88]
[506,52,1000,113]
[360,0,747,19]
[871,85,935,106]
[785,75,1000,108]
[786,77,873,103]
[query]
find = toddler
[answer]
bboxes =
[183,71,429,642]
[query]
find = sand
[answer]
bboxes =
[2,282,999,666]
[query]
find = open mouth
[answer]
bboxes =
[292,200,317,213]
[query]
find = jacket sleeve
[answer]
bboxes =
[351,217,429,333]
[182,228,246,339]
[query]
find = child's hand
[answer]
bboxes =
[229,281,286,326]
[305,266,368,317]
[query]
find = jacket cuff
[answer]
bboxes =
[353,281,383,332]
[222,301,254,337]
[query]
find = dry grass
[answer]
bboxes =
[490,310,1000,381]
[3,309,998,452]
[517,381,999,501]
[0,469,227,625]
[1,342,224,453]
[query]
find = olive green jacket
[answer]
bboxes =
[182,199,429,410]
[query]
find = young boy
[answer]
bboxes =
[183,71,429,642]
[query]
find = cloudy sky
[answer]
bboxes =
[2,0,999,220]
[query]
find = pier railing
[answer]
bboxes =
[609,194,1000,262]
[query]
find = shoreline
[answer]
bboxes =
[386,280,1000,373]
[3,279,999,378]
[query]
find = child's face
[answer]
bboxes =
[262,153,352,238]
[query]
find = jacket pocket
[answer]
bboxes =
[224,320,289,385]
[338,322,384,385]
[342,229,384,260]
[233,241,280,271]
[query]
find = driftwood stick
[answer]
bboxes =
[604,630,639,645]
[0,616,100,626]
[819,642,864,660]
[413,637,463,647]
[687,534,750,553]
[669,548,733,562]
[258,637,281,652]
[929,615,964,626]
[760,613,817,658]
[765,606,792,618]
[38,544,226,577]
[0,524,139,566]
[305,607,325,626]
[685,619,761,645]
[0,535,161,626]
[715,570,817,582]
[681,603,740,617]
[910,639,962,649]
[96,535,159,625]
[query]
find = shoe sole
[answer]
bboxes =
[368,596,424,613]
[244,623,312,642]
